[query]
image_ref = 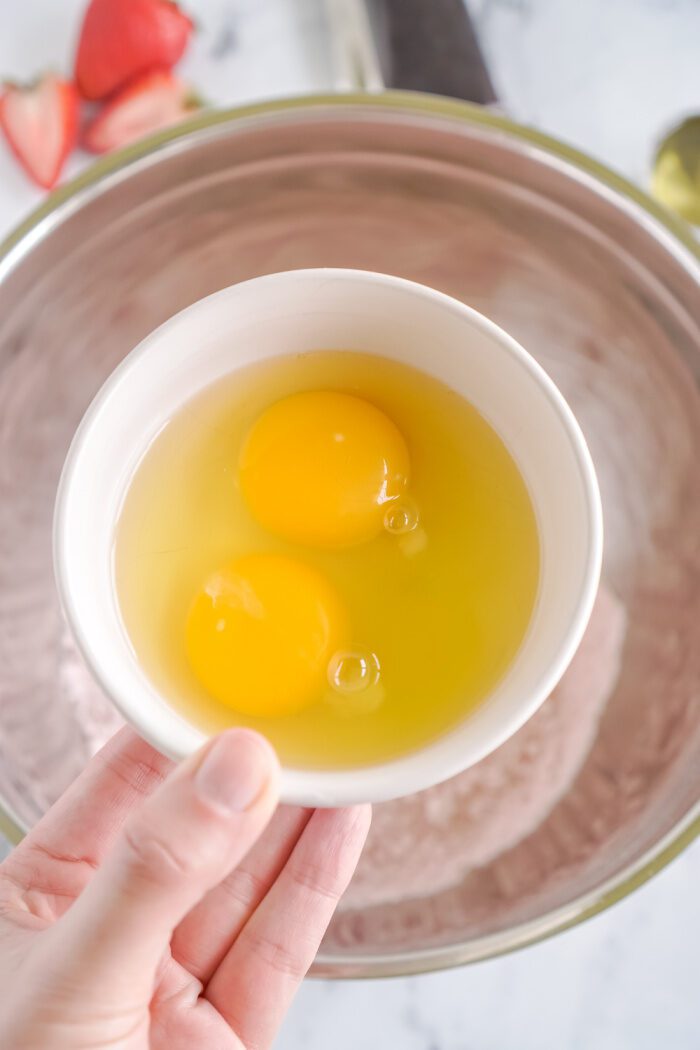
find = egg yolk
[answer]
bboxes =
[185,553,347,717]
[239,391,410,548]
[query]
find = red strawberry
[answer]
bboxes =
[75,0,193,101]
[0,74,79,189]
[84,69,200,153]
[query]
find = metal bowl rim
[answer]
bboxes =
[1,89,698,978]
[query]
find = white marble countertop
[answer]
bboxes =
[1,2,700,1048]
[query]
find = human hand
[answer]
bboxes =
[0,727,370,1049]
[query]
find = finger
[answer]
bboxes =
[206,805,371,1050]
[171,805,312,983]
[43,729,280,1000]
[2,728,172,912]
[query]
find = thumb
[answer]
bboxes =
[48,728,279,997]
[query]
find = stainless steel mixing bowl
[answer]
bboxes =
[1,93,699,977]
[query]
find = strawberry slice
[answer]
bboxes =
[75,0,194,101]
[0,74,79,189]
[84,70,200,153]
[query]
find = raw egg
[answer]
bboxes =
[185,553,347,717]
[115,351,540,768]
[239,390,410,548]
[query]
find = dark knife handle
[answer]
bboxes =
[366,0,497,104]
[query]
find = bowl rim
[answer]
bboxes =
[1,90,699,977]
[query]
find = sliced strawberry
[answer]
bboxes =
[0,74,79,189]
[75,0,193,101]
[84,70,200,153]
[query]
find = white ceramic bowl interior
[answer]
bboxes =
[54,268,602,806]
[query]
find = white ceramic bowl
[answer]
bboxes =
[54,268,602,806]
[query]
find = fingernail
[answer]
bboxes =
[195,731,275,812]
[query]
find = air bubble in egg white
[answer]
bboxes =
[383,497,419,535]
[328,649,381,695]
